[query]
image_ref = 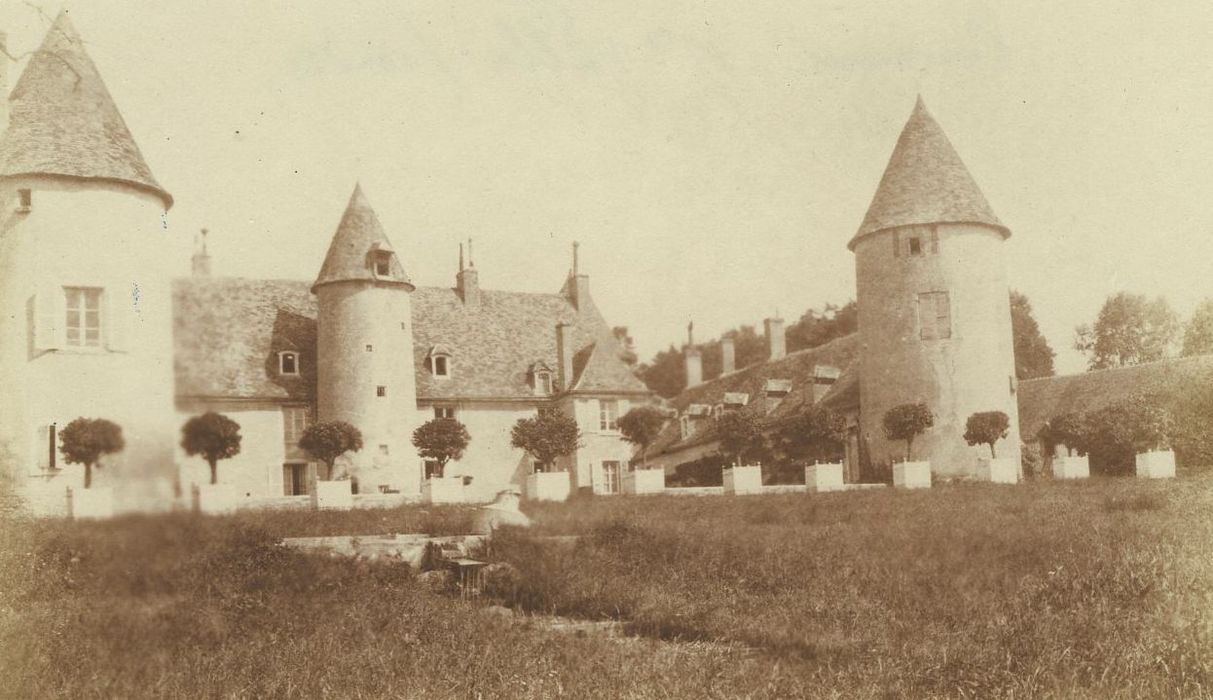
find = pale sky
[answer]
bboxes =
[5,1,1212,374]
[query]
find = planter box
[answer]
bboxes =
[893,461,931,489]
[525,472,571,502]
[978,457,1019,485]
[805,462,845,493]
[1052,455,1089,480]
[723,465,763,495]
[622,468,665,495]
[422,476,465,504]
[1136,450,1176,479]
[192,484,239,514]
[68,486,114,519]
[311,480,354,510]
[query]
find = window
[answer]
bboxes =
[17,188,31,212]
[35,423,57,471]
[379,444,390,456]
[376,385,387,397]
[372,251,392,276]
[279,351,299,375]
[365,344,373,352]
[918,291,952,340]
[908,237,922,255]
[531,460,548,474]
[599,461,622,495]
[424,459,443,479]
[434,406,456,420]
[597,399,619,431]
[537,371,553,395]
[433,356,449,377]
[283,407,310,447]
[64,287,102,347]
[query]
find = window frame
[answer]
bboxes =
[278,351,300,376]
[598,399,619,432]
[432,355,450,377]
[433,406,456,420]
[917,291,952,340]
[63,286,103,348]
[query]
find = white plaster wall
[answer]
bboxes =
[175,406,290,499]
[564,397,636,494]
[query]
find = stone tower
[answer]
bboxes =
[312,184,419,493]
[851,97,1020,477]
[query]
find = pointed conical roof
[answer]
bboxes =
[0,12,172,208]
[849,97,1006,250]
[312,184,413,292]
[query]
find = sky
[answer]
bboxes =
[4,1,1211,374]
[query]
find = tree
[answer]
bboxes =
[1075,292,1180,370]
[1083,397,1174,475]
[59,418,124,489]
[963,411,1010,458]
[714,411,766,466]
[1182,299,1213,357]
[180,412,242,485]
[773,405,846,464]
[1037,412,1088,457]
[510,412,581,471]
[411,418,471,478]
[637,345,686,399]
[617,406,667,468]
[786,301,858,353]
[1010,291,1055,379]
[299,421,363,480]
[882,403,933,462]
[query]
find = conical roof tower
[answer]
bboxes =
[312,183,413,292]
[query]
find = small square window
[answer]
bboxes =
[366,344,373,352]
[17,189,31,211]
[379,444,390,456]
[908,237,922,255]
[400,322,407,330]
[376,385,387,397]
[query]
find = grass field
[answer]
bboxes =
[1,476,1211,698]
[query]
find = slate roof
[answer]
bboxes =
[313,185,412,291]
[849,96,1005,250]
[0,12,172,208]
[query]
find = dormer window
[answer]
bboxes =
[434,356,448,376]
[427,345,452,378]
[679,415,690,440]
[529,361,555,396]
[279,351,299,376]
[374,253,391,276]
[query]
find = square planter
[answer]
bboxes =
[978,457,1019,484]
[1052,455,1089,480]
[526,471,571,502]
[311,480,354,510]
[805,462,845,493]
[1135,450,1176,479]
[192,483,239,514]
[68,486,114,519]
[723,465,763,495]
[423,476,465,504]
[893,461,931,489]
[622,468,665,495]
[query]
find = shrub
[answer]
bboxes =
[299,421,363,480]
[617,406,667,469]
[963,411,1011,458]
[773,406,846,464]
[510,412,581,471]
[714,411,766,466]
[669,454,726,487]
[58,418,124,489]
[180,412,243,485]
[1084,398,1174,475]
[411,418,471,478]
[882,403,933,462]
[1038,412,1089,457]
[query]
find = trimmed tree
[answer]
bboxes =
[510,412,581,471]
[715,411,766,466]
[299,421,363,480]
[774,405,847,464]
[963,411,1010,458]
[411,418,471,478]
[1038,412,1089,457]
[1083,398,1173,475]
[882,403,934,462]
[617,406,667,469]
[180,412,243,485]
[59,418,124,489]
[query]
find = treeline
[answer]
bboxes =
[1076,294,1213,370]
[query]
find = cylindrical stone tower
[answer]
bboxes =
[851,97,1020,477]
[313,184,419,494]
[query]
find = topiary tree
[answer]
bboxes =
[510,412,581,472]
[1038,412,1089,457]
[714,411,766,466]
[299,421,363,480]
[1083,397,1174,475]
[963,411,1010,458]
[617,406,667,469]
[59,418,124,489]
[411,418,471,478]
[180,412,242,485]
[882,402,934,462]
[773,405,847,464]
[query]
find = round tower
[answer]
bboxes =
[851,97,1020,478]
[313,184,420,494]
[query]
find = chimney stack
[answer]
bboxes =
[191,228,212,277]
[567,241,591,311]
[555,322,575,391]
[456,239,480,308]
[764,317,785,361]
[721,336,735,374]
[684,321,702,387]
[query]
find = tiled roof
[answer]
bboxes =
[849,97,1005,250]
[0,12,172,208]
[313,185,412,291]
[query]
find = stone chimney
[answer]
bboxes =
[684,321,702,387]
[764,317,785,361]
[555,322,575,391]
[567,241,591,311]
[721,336,735,374]
[191,228,212,277]
[456,239,480,308]
[0,32,8,130]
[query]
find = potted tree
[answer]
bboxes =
[775,406,847,492]
[617,406,668,495]
[180,412,243,513]
[1131,403,1176,479]
[963,411,1017,484]
[298,421,362,510]
[1038,413,1089,479]
[59,417,124,519]
[882,403,934,489]
[715,411,766,495]
[510,412,580,501]
[412,417,472,504]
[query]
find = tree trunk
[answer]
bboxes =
[989,443,997,458]
[209,460,218,485]
[84,462,93,489]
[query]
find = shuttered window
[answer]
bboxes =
[918,291,952,340]
[65,287,102,347]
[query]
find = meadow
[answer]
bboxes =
[1,476,1210,698]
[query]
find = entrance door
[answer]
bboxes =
[601,460,621,495]
[283,463,309,496]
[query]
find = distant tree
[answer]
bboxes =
[773,406,847,464]
[59,418,124,489]
[963,411,1010,458]
[1181,299,1213,357]
[1010,291,1055,379]
[637,345,686,399]
[714,411,766,466]
[882,403,934,462]
[786,301,858,353]
[411,418,471,478]
[510,412,581,471]
[701,326,767,380]
[617,406,667,468]
[180,412,243,485]
[1075,292,1180,370]
[1037,412,1089,457]
[299,421,363,480]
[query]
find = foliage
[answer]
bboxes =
[1083,398,1174,475]
[881,403,933,462]
[786,301,858,354]
[617,406,667,468]
[1010,290,1055,379]
[1075,292,1180,369]
[714,411,766,466]
[298,421,363,478]
[1181,299,1213,357]
[668,454,726,487]
[1170,376,1213,471]
[510,412,581,470]
[773,406,846,464]
[59,417,124,489]
[180,412,243,485]
[411,419,471,477]
[963,411,1010,458]
[1037,412,1089,457]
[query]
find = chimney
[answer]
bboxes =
[0,32,9,130]
[555,322,575,391]
[721,336,735,374]
[764,317,785,361]
[684,321,702,387]
[456,239,480,308]
[567,241,591,311]
[191,228,212,277]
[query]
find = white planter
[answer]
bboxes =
[805,462,845,493]
[1135,450,1176,479]
[978,457,1019,484]
[422,476,465,504]
[893,461,931,489]
[68,486,114,519]
[192,483,239,514]
[723,465,763,495]
[622,468,665,495]
[525,472,571,502]
[311,480,354,510]
[1052,455,1089,480]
